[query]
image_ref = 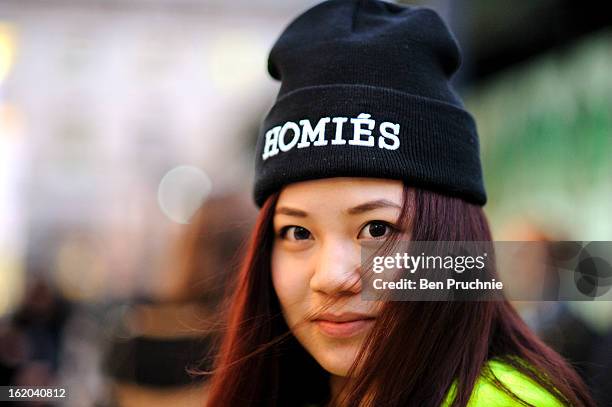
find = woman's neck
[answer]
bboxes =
[330,375,349,403]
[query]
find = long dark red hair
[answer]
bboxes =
[203,185,595,407]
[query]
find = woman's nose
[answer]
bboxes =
[309,239,362,296]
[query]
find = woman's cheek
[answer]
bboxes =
[271,250,312,323]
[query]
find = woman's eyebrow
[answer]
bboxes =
[275,206,308,217]
[275,199,401,218]
[346,199,401,215]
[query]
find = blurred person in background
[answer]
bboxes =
[101,193,255,407]
[501,220,605,400]
[0,276,72,407]
[204,1,595,406]
[588,329,612,407]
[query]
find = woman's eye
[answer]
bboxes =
[280,226,312,241]
[359,221,394,240]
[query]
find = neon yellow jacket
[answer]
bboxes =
[442,359,565,406]
[304,359,565,406]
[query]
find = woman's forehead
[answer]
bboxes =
[276,177,403,212]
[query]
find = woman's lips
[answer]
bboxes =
[313,314,376,338]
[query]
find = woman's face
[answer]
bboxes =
[271,177,404,377]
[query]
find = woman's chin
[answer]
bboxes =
[311,345,360,377]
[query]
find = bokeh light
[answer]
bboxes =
[157,165,212,224]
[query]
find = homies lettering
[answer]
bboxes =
[262,113,401,160]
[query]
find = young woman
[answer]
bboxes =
[204,1,595,406]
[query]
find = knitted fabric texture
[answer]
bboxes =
[253,0,487,206]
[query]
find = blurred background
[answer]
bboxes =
[0,0,610,405]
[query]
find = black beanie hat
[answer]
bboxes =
[253,0,487,207]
